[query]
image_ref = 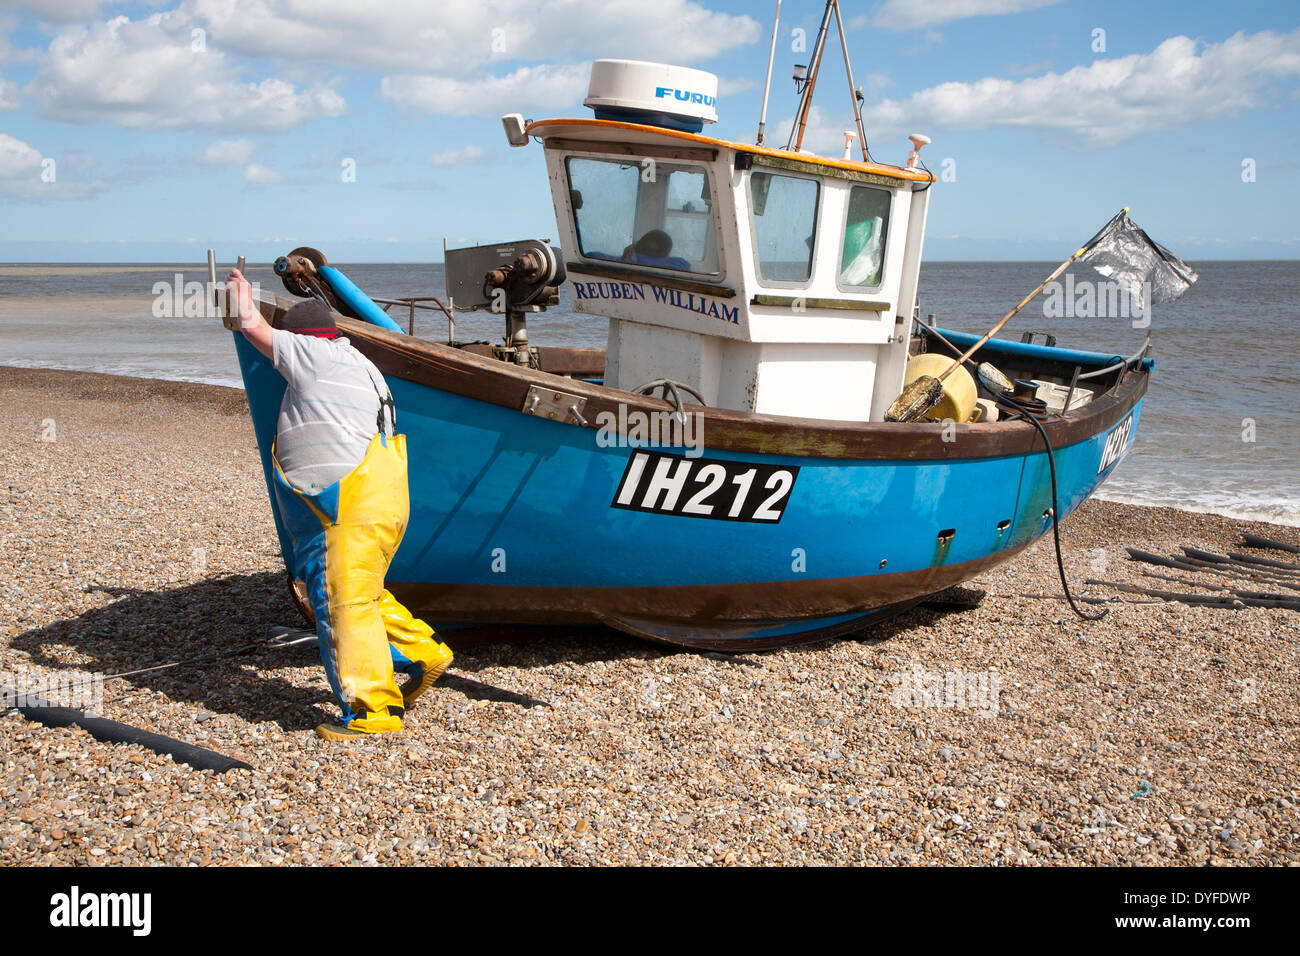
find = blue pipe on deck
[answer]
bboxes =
[318,264,405,333]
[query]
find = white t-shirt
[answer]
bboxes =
[272,329,394,494]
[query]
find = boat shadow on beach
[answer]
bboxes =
[10,572,954,730]
[12,572,336,732]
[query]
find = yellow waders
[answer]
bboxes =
[272,432,448,734]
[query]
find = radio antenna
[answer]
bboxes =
[756,0,781,145]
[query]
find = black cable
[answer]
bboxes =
[913,155,934,193]
[994,393,1107,621]
[917,311,1102,620]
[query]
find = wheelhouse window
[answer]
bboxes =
[748,171,818,283]
[839,185,891,288]
[566,156,720,277]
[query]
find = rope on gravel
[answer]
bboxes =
[31,628,317,694]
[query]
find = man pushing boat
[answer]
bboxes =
[225,268,453,741]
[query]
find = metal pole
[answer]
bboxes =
[757,0,781,146]
[207,249,219,320]
[443,236,454,344]
[787,0,834,152]
[831,0,869,161]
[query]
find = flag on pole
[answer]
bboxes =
[1077,208,1198,304]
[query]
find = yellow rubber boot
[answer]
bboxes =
[400,643,454,708]
[315,712,402,742]
[376,589,453,707]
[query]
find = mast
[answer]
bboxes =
[756,0,781,145]
[784,0,871,160]
[831,0,869,161]
[786,0,834,152]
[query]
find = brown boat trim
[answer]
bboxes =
[534,346,605,377]
[750,293,890,312]
[287,573,928,651]
[749,152,912,188]
[544,136,718,164]
[260,294,1148,462]
[387,543,1026,627]
[602,597,927,652]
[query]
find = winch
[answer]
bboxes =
[443,239,565,366]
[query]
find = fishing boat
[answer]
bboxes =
[222,2,1161,650]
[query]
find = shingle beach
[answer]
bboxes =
[2,366,1297,866]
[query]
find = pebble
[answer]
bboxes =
[0,367,1297,866]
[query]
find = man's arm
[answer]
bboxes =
[226,268,273,358]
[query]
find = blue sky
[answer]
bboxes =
[0,0,1297,261]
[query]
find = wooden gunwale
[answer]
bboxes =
[255,292,1147,463]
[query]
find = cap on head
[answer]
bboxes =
[275,298,339,339]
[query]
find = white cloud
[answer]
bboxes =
[12,1,757,128]
[0,132,105,199]
[0,131,41,178]
[428,145,485,167]
[0,12,40,66]
[871,0,1062,31]
[773,106,860,157]
[864,71,893,97]
[865,29,1300,146]
[62,149,95,171]
[242,162,282,184]
[179,0,759,73]
[718,77,757,96]
[381,63,589,117]
[2,0,106,23]
[200,138,258,165]
[1006,59,1055,76]
[1,19,19,64]
[0,76,17,109]
[26,13,346,131]
[178,0,757,120]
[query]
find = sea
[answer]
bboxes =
[1,260,1297,527]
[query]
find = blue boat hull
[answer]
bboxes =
[234,314,1147,649]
